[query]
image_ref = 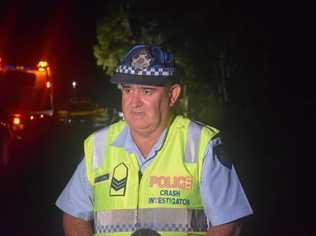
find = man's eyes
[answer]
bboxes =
[143,89,154,95]
[122,87,155,95]
[122,87,131,93]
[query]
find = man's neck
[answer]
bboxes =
[131,126,165,158]
[129,115,174,158]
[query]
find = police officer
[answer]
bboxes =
[56,44,253,236]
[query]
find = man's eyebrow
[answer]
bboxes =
[121,85,157,89]
[141,86,156,89]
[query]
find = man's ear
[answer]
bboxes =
[169,84,181,107]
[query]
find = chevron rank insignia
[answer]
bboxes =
[110,163,128,196]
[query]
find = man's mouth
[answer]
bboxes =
[130,111,144,116]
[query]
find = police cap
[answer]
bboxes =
[110,44,176,86]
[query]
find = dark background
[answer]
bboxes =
[0,0,314,235]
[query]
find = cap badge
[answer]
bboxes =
[131,49,152,70]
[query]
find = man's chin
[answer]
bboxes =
[126,118,147,129]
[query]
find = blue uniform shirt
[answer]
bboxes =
[56,126,253,225]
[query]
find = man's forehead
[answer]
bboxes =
[121,84,165,89]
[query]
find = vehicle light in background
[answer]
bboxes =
[30,115,34,120]
[46,81,51,88]
[13,117,21,125]
[40,114,44,118]
[12,114,24,130]
[16,66,25,70]
[37,60,48,72]
[72,81,77,88]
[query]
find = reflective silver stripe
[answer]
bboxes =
[93,128,108,169]
[95,209,137,233]
[139,208,207,232]
[184,121,202,163]
[95,208,207,233]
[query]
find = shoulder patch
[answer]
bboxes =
[213,137,232,169]
[211,132,221,141]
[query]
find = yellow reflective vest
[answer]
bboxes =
[84,116,219,236]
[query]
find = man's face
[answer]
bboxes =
[121,84,181,135]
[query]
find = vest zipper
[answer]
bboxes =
[138,170,143,182]
[136,170,143,229]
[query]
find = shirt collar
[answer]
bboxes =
[111,125,167,157]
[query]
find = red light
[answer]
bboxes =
[13,117,21,125]
[12,114,24,130]
[40,114,44,118]
[46,81,51,88]
[30,115,34,120]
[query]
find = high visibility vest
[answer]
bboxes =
[84,116,219,236]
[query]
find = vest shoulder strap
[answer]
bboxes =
[84,120,126,184]
[184,121,202,163]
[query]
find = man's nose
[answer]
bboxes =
[130,91,143,107]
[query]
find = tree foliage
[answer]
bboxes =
[93,9,134,75]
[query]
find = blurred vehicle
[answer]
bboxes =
[0,59,54,166]
[57,98,109,127]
